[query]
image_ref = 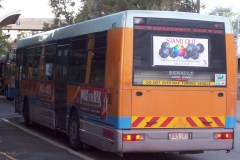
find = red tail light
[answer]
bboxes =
[214,132,233,139]
[123,134,145,141]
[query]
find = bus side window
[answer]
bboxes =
[89,32,107,87]
[22,53,27,79]
[69,37,88,83]
[45,63,53,80]
[32,47,41,79]
[24,48,35,79]
[44,44,56,81]
[24,47,41,80]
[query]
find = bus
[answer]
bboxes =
[15,10,237,154]
[0,56,4,95]
[0,53,16,99]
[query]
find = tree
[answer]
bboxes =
[179,0,202,13]
[0,30,11,57]
[0,0,11,57]
[47,0,204,25]
[0,0,3,9]
[76,0,175,21]
[16,31,42,40]
[75,0,204,22]
[43,18,67,31]
[216,11,240,34]
[46,0,78,30]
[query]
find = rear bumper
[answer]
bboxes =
[120,128,234,153]
[79,120,234,153]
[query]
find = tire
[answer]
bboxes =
[22,98,30,127]
[68,111,82,150]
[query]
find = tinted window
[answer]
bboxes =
[133,18,226,87]
[89,32,107,87]
[22,47,41,80]
[68,38,88,83]
[43,44,56,81]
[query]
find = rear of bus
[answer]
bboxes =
[119,11,237,153]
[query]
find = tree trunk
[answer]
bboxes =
[196,0,200,13]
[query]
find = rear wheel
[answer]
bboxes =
[68,111,82,150]
[22,98,30,127]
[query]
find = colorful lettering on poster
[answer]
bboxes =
[76,87,108,120]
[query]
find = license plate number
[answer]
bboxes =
[169,132,190,140]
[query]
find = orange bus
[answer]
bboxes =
[15,10,237,154]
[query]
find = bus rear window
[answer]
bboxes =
[133,18,226,87]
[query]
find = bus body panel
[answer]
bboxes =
[121,26,236,130]
[21,80,56,129]
[78,119,233,153]
[121,128,233,153]
[225,34,237,118]
[131,89,226,128]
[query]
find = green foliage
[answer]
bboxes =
[179,0,201,13]
[75,0,202,22]
[47,0,203,26]
[217,12,240,34]
[0,0,11,57]
[43,18,68,31]
[75,0,171,21]
[49,0,75,24]
[0,30,11,57]
[45,0,76,30]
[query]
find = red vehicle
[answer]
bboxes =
[0,53,16,99]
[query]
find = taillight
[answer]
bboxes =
[123,134,145,141]
[214,132,233,139]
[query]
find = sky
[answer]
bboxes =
[0,0,239,19]
[0,0,80,18]
[201,0,240,14]
[0,0,80,40]
[0,0,54,18]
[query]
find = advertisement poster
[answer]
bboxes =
[37,83,55,106]
[75,87,108,120]
[153,36,209,67]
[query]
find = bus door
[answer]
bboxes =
[55,45,69,129]
[15,51,23,113]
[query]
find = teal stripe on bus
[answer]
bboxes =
[225,116,236,128]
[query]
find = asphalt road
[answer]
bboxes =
[0,98,86,160]
[1,97,240,160]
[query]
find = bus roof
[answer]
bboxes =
[17,10,232,48]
